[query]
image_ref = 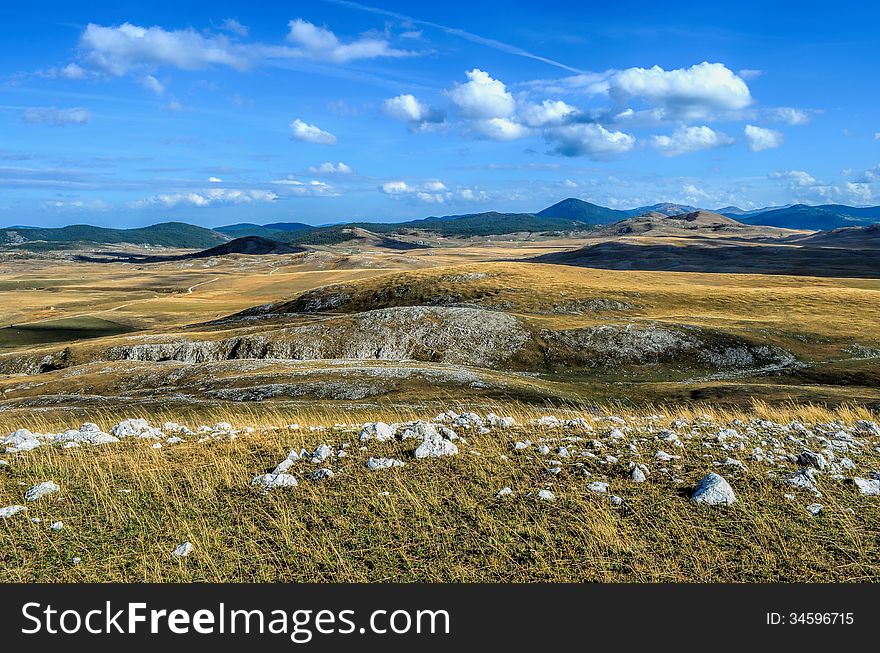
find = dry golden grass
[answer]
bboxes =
[1,402,878,583]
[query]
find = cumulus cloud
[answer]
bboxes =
[285,19,414,63]
[21,107,91,126]
[290,119,337,145]
[271,177,338,196]
[80,23,251,76]
[380,179,451,203]
[767,107,810,125]
[472,117,530,141]
[650,125,734,156]
[207,176,223,183]
[308,162,353,175]
[844,181,873,205]
[382,94,445,129]
[544,123,635,158]
[744,124,783,151]
[608,62,752,121]
[134,188,278,208]
[519,99,577,127]
[448,69,516,119]
[769,170,818,187]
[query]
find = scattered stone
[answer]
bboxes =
[309,468,334,481]
[537,489,555,500]
[631,466,647,483]
[0,505,26,518]
[785,468,821,496]
[251,473,298,492]
[588,481,609,494]
[310,444,334,463]
[366,457,405,470]
[806,503,823,516]
[496,487,513,497]
[50,521,63,531]
[25,481,60,501]
[111,419,162,439]
[691,473,736,506]
[414,435,459,459]
[172,542,193,558]
[853,477,880,496]
[609,495,623,506]
[359,422,395,442]
[797,449,828,470]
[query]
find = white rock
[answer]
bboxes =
[588,481,609,494]
[309,468,334,481]
[0,505,26,518]
[25,481,60,501]
[213,422,233,432]
[785,468,821,496]
[655,450,676,461]
[853,477,880,496]
[310,444,334,463]
[166,436,184,445]
[50,521,64,530]
[537,489,555,500]
[536,445,550,455]
[496,487,513,497]
[414,435,459,459]
[111,419,162,439]
[172,542,193,558]
[359,422,395,442]
[251,473,298,492]
[366,457,405,470]
[534,416,562,428]
[690,473,736,506]
[610,495,623,506]
[806,503,823,516]
[513,440,531,450]
[855,420,880,436]
[631,466,647,483]
[72,557,81,565]
[797,449,828,470]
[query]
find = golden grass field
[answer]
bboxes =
[1,237,879,582]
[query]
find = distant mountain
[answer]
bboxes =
[622,203,700,217]
[262,222,313,232]
[537,198,628,224]
[718,205,792,218]
[741,204,880,230]
[0,222,229,249]
[394,211,590,236]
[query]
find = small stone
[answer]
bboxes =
[853,477,880,496]
[0,506,27,519]
[308,468,334,481]
[25,481,60,501]
[359,422,395,442]
[172,542,193,558]
[785,468,821,496]
[690,473,736,506]
[588,481,609,494]
[414,435,458,459]
[537,489,555,500]
[50,521,63,530]
[251,473,298,492]
[806,503,823,516]
[609,495,623,506]
[310,444,334,463]
[366,457,405,470]
[72,557,81,565]
[631,466,647,483]
[496,487,513,497]
[797,449,828,470]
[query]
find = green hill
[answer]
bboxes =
[0,222,229,249]
[742,204,880,229]
[537,198,629,224]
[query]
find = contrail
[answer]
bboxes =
[322,0,585,74]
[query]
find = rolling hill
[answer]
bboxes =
[739,204,880,229]
[536,198,628,224]
[0,222,229,249]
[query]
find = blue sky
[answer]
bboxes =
[2,0,879,228]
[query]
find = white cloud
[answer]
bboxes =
[142,74,165,95]
[744,124,783,151]
[285,19,414,63]
[219,18,249,37]
[381,180,411,195]
[59,63,89,79]
[767,107,810,125]
[769,170,818,187]
[422,180,447,192]
[472,117,530,141]
[21,107,91,126]
[844,181,873,205]
[290,119,337,145]
[608,62,753,121]
[650,125,734,156]
[382,94,444,128]
[271,177,338,196]
[738,69,764,79]
[207,176,223,183]
[134,188,278,208]
[308,162,353,175]
[544,123,635,158]
[519,99,577,127]
[459,187,489,201]
[448,69,515,119]
[80,23,250,76]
